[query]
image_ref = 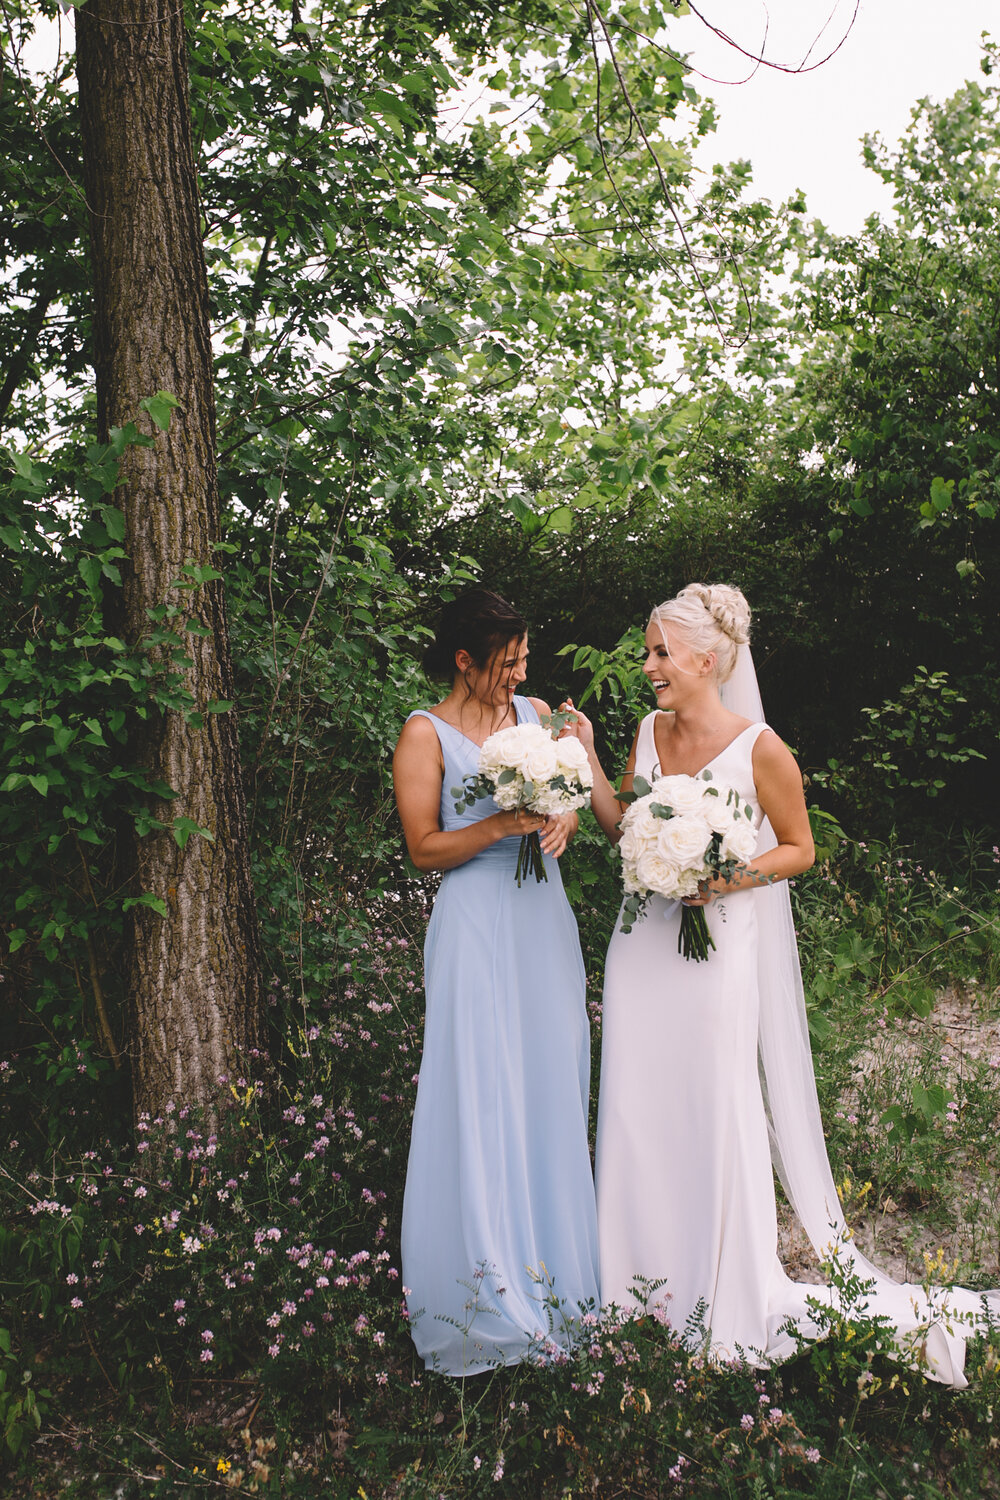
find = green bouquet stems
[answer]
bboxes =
[678,904,716,962]
[515,831,547,887]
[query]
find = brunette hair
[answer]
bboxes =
[423,588,527,682]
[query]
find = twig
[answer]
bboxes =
[686,0,861,76]
[79,1316,118,1395]
[584,0,753,349]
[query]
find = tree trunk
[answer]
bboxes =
[76,0,264,1121]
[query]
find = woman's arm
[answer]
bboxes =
[685,730,815,904]
[393,716,544,873]
[558,699,639,846]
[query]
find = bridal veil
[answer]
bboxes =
[722,643,999,1387]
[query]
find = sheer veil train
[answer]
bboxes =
[723,644,1000,1388]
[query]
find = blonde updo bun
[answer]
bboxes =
[682,583,751,646]
[650,582,751,684]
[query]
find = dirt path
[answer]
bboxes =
[778,981,1000,1287]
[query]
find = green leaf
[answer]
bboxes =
[108,421,155,456]
[140,390,180,432]
[177,562,224,587]
[78,556,102,596]
[912,1082,948,1121]
[807,1008,833,1042]
[100,505,126,542]
[122,893,169,918]
[929,475,954,512]
[544,76,574,112]
[171,816,215,850]
[543,506,574,534]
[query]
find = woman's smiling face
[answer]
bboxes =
[467,632,528,709]
[642,621,705,704]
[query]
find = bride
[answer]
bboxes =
[566,582,998,1387]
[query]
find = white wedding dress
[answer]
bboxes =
[596,702,1000,1385]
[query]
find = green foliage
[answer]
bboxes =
[0,428,223,1087]
[813,667,987,822]
[557,627,650,772]
[0,1326,48,1465]
[2,4,1000,1490]
[732,54,1000,833]
[880,1081,949,1149]
[0,401,480,1085]
[795,834,1000,1220]
[225,512,478,1001]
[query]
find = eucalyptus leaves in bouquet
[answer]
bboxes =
[617,771,758,959]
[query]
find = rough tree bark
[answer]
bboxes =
[76,0,264,1120]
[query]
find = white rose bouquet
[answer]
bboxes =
[453,715,593,885]
[617,770,758,959]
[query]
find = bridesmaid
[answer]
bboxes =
[392,588,599,1374]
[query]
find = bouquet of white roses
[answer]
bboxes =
[453,717,593,885]
[617,771,758,959]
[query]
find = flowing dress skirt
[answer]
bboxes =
[401,705,600,1374]
[597,719,821,1360]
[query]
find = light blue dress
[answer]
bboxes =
[401,696,600,1375]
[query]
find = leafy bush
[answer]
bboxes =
[0,434,216,1097]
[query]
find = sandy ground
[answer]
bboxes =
[777,981,1000,1287]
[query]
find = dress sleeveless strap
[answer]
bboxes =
[405,708,446,750]
[635,711,659,776]
[745,722,771,753]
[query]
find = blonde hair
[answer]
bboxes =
[650,583,751,684]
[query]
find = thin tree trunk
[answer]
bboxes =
[76,0,264,1121]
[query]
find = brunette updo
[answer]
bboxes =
[650,583,751,684]
[423,588,527,682]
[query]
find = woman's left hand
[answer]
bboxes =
[681,873,729,907]
[539,812,577,859]
[556,698,595,752]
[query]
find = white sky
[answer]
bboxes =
[686,0,996,231]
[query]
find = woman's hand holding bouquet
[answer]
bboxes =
[453,718,593,885]
[617,772,758,959]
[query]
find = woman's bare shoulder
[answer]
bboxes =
[752,726,803,781]
[394,711,444,758]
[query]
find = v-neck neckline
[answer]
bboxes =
[425,699,524,750]
[650,716,761,779]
